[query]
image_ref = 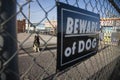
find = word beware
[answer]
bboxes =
[66,17,98,34]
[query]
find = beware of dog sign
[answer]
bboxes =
[57,2,100,71]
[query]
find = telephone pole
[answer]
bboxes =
[28,0,30,33]
[26,0,31,33]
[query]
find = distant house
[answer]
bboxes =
[32,23,45,30]
[44,20,57,35]
[100,18,120,27]
[25,23,35,32]
[17,19,26,33]
[100,18,120,43]
[26,23,45,33]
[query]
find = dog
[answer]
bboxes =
[33,35,40,52]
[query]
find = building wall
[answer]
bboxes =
[44,20,57,28]
[17,19,26,33]
[100,18,120,26]
[44,20,57,32]
[100,18,120,43]
[44,20,57,35]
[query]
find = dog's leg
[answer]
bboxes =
[37,47,40,52]
[37,48,39,52]
[34,45,37,52]
[33,44,35,52]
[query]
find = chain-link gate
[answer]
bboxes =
[0,0,120,80]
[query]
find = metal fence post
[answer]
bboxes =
[0,0,19,80]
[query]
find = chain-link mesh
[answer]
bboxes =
[0,0,120,80]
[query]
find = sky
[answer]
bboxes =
[17,0,91,23]
[17,0,120,23]
[17,0,57,23]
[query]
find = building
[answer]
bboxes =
[44,20,57,35]
[17,19,26,33]
[25,23,35,32]
[101,18,120,27]
[100,18,120,43]
[26,23,46,33]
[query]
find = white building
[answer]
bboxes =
[25,23,45,32]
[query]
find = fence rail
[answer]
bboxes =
[0,0,120,80]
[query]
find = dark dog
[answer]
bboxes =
[33,35,40,52]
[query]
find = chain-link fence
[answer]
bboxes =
[0,0,120,80]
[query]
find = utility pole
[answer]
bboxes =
[26,0,31,33]
[28,0,30,33]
